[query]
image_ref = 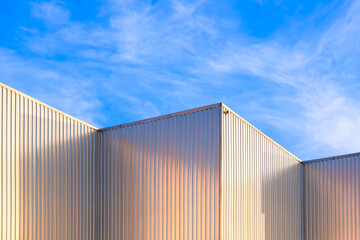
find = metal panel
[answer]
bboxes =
[303,153,360,240]
[99,106,221,240]
[0,84,98,240]
[221,104,302,240]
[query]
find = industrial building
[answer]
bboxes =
[0,82,359,240]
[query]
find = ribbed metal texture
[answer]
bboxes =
[0,85,97,240]
[221,106,302,240]
[304,154,360,240]
[99,106,221,240]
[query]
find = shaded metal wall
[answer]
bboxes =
[0,84,98,240]
[221,105,302,240]
[99,105,221,240]
[303,153,360,240]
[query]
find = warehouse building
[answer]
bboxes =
[0,82,359,240]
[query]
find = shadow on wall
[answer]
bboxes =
[262,162,302,240]
[221,106,302,240]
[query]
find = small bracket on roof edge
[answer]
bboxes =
[223,109,229,115]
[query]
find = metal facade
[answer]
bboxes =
[4,82,360,240]
[0,84,98,240]
[99,105,221,240]
[221,104,302,240]
[303,153,360,240]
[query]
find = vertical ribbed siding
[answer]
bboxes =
[99,106,221,240]
[13,81,360,240]
[221,106,302,240]
[304,154,360,240]
[0,85,97,240]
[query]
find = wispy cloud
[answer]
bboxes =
[1,0,360,159]
[0,47,103,126]
[32,1,70,25]
[206,0,360,158]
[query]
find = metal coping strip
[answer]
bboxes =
[0,82,98,130]
[99,102,222,132]
[303,151,360,164]
[221,103,302,163]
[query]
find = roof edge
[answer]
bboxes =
[0,82,98,130]
[221,103,302,163]
[303,151,360,164]
[99,102,222,132]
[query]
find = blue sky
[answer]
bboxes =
[1,0,360,160]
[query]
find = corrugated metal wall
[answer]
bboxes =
[221,105,302,240]
[303,153,360,240]
[0,84,98,240]
[7,82,360,240]
[99,106,221,240]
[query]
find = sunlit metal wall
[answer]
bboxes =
[0,84,98,240]
[303,153,360,240]
[11,81,360,240]
[221,104,302,240]
[99,105,221,240]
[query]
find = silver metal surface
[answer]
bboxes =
[99,106,221,240]
[221,105,302,240]
[10,82,360,240]
[221,103,301,163]
[0,84,97,240]
[303,153,360,240]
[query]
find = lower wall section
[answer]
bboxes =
[99,107,221,240]
[304,154,360,240]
